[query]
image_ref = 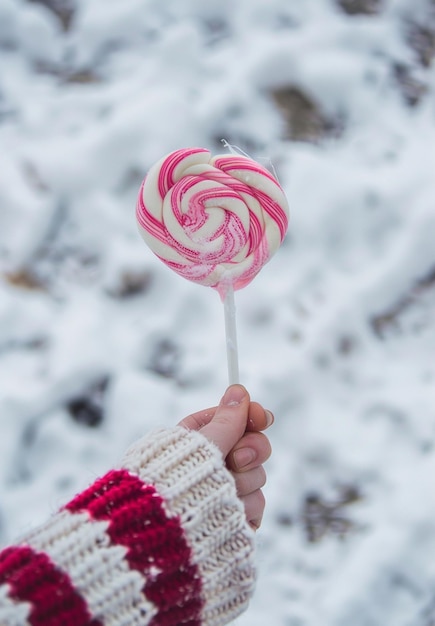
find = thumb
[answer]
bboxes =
[199,385,250,458]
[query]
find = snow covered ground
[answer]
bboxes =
[1,0,435,623]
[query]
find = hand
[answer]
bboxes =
[178,385,273,530]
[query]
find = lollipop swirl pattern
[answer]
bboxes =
[136,147,289,296]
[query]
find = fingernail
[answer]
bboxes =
[233,447,256,469]
[265,410,274,427]
[221,384,247,407]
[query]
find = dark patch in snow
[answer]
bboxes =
[270,86,344,143]
[67,376,109,428]
[301,484,363,543]
[337,0,384,16]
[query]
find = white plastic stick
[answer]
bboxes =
[223,284,240,385]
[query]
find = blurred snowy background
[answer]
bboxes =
[1,0,435,624]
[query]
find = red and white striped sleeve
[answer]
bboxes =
[0,427,256,626]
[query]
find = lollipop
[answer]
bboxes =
[136,147,289,383]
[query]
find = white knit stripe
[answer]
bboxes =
[24,510,157,626]
[169,462,255,626]
[0,583,31,626]
[124,427,256,626]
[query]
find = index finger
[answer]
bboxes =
[178,406,217,431]
[246,402,274,432]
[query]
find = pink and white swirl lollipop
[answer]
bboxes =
[136,147,289,382]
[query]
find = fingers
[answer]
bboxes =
[229,433,271,530]
[236,468,267,530]
[227,431,272,472]
[242,490,266,530]
[234,465,266,496]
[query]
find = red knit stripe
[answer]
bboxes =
[65,469,203,625]
[0,545,102,626]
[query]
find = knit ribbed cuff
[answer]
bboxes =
[123,426,257,626]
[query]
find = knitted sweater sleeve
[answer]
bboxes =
[0,427,256,626]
